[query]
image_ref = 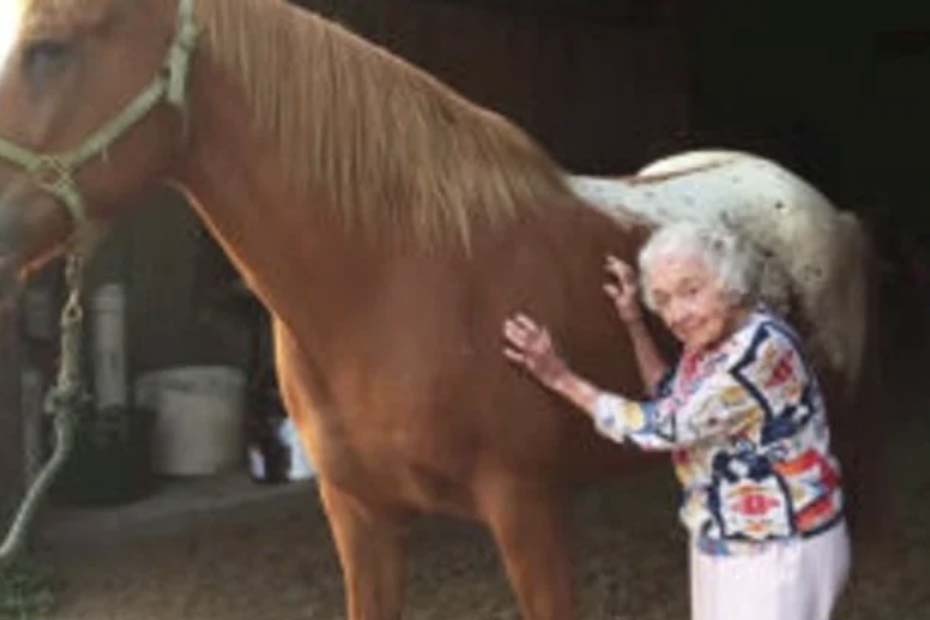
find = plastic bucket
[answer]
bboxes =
[53,403,155,506]
[135,366,246,476]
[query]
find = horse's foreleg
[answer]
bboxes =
[479,479,574,620]
[319,480,408,620]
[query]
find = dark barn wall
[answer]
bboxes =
[689,0,930,356]
[294,0,692,174]
[689,0,930,237]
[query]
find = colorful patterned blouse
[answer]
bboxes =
[593,309,845,556]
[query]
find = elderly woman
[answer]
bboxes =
[502,221,850,620]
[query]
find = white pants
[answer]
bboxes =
[690,522,851,620]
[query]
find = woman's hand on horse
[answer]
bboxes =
[604,255,643,323]
[503,314,569,389]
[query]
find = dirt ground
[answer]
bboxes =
[28,374,929,620]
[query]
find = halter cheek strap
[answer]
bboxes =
[0,0,199,229]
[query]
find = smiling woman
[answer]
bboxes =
[0,1,25,72]
[502,220,852,620]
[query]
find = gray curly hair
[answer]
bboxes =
[638,220,763,311]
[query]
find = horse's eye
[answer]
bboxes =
[23,40,72,83]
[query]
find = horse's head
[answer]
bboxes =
[0,0,194,299]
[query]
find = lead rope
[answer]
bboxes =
[0,252,87,568]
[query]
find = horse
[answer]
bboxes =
[0,1,872,618]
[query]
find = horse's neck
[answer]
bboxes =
[172,61,376,344]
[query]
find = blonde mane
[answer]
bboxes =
[198,0,575,250]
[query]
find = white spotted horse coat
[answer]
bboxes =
[568,150,869,397]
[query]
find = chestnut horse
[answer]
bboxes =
[0,1,870,618]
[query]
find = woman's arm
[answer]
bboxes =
[545,368,602,419]
[503,312,771,451]
[625,319,670,396]
[604,256,669,395]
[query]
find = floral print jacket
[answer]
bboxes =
[594,309,845,556]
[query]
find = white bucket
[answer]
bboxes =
[135,366,246,476]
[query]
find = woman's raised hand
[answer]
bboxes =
[604,255,643,323]
[502,313,568,390]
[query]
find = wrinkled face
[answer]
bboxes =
[0,0,180,298]
[646,253,741,352]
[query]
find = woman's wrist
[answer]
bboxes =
[543,370,593,412]
[546,366,574,396]
[616,304,645,324]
